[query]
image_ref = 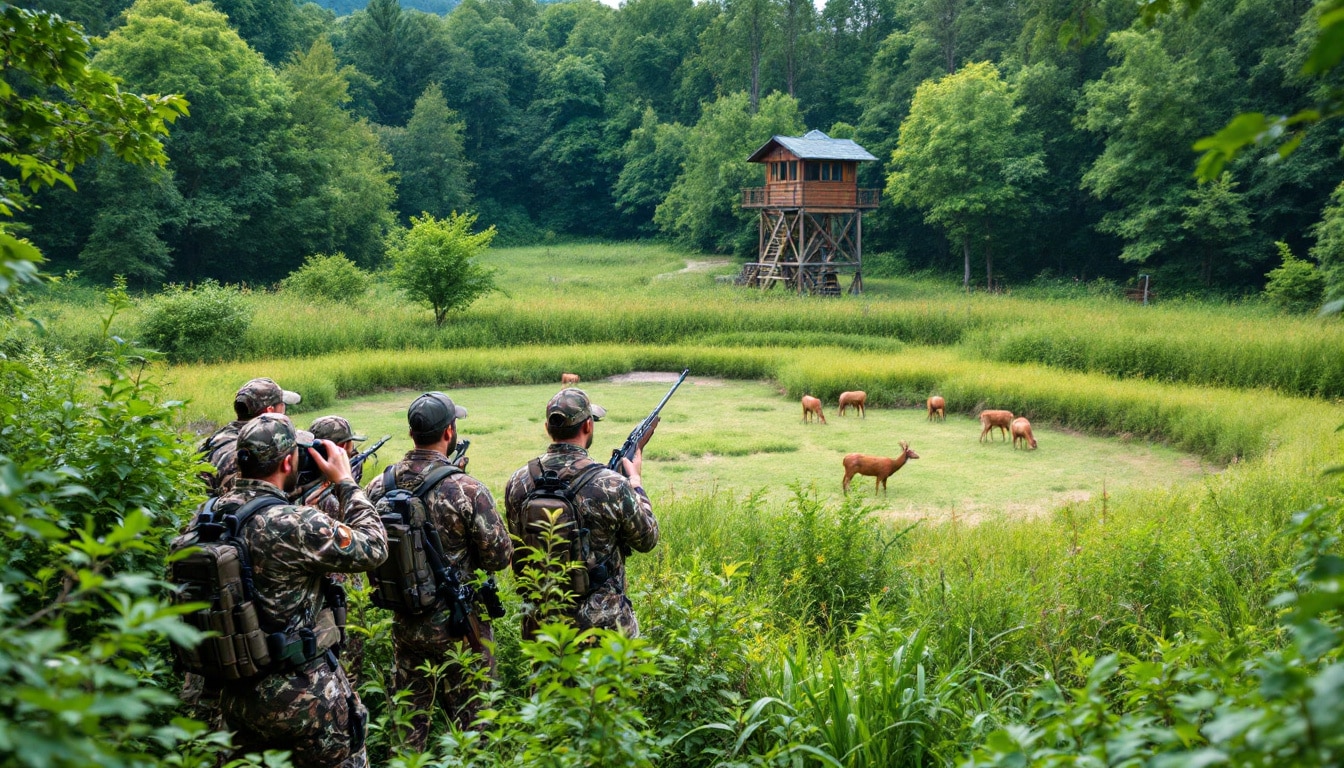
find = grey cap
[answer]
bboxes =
[309,415,366,443]
[235,377,301,419]
[408,392,467,436]
[237,413,316,465]
[546,387,606,429]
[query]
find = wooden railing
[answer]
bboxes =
[741,186,881,209]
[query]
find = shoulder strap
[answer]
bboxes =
[414,464,463,500]
[228,495,289,537]
[380,465,398,498]
[567,461,606,498]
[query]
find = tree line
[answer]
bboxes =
[23,0,1344,296]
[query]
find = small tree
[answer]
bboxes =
[1264,241,1325,314]
[388,212,498,326]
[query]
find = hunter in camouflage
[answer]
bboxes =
[504,387,659,637]
[307,415,369,684]
[174,413,386,768]
[364,392,512,749]
[197,377,301,496]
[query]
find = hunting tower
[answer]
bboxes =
[738,130,880,295]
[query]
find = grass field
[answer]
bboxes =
[305,377,1209,520]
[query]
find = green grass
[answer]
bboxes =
[293,378,1207,516]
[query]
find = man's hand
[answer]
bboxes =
[635,416,660,452]
[454,455,470,470]
[620,446,644,489]
[310,440,354,485]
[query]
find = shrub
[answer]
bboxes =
[1264,240,1325,314]
[138,280,252,363]
[279,253,369,304]
[388,212,498,326]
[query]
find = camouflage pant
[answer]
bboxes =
[393,624,495,751]
[575,589,640,637]
[221,654,368,768]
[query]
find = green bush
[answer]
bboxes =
[279,253,370,304]
[1264,240,1326,314]
[138,280,253,363]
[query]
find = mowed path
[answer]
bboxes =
[312,376,1211,524]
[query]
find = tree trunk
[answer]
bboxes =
[962,238,971,291]
[985,242,993,292]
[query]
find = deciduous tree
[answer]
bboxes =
[389,211,499,326]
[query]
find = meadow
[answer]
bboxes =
[23,241,1344,765]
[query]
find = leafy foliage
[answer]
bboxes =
[280,253,370,304]
[388,212,498,326]
[138,281,253,363]
[1265,241,1325,313]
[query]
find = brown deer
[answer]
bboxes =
[838,391,867,418]
[1011,417,1038,449]
[927,396,945,421]
[801,395,826,424]
[842,442,919,493]
[561,373,580,385]
[979,410,1014,442]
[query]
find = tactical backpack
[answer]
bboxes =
[171,496,288,682]
[510,459,608,598]
[368,464,463,616]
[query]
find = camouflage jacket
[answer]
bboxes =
[198,421,244,496]
[173,478,387,651]
[364,449,513,650]
[504,442,658,634]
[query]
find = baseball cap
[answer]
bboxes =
[408,392,468,436]
[546,388,606,429]
[237,413,316,465]
[309,415,366,443]
[235,377,301,419]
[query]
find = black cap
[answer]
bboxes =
[408,392,468,437]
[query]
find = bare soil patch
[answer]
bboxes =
[653,259,734,279]
[606,371,727,386]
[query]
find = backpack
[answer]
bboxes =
[509,459,607,599]
[171,495,287,683]
[368,463,463,616]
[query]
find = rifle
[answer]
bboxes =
[449,438,470,468]
[608,368,689,474]
[295,434,392,506]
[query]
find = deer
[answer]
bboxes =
[842,442,919,494]
[1011,417,1038,449]
[561,373,580,385]
[979,409,1014,442]
[927,396,945,421]
[802,395,826,424]
[838,391,867,418]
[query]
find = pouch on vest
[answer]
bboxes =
[170,495,287,683]
[368,464,462,616]
[510,459,606,600]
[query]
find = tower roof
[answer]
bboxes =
[747,130,878,163]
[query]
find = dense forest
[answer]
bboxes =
[23,0,1344,295]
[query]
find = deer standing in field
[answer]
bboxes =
[801,395,826,424]
[561,373,580,385]
[838,391,867,418]
[842,442,919,494]
[979,410,1014,442]
[1011,417,1038,449]
[927,396,945,421]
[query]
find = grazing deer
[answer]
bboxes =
[838,391,867,418]
[979,410,1014,442]
[561,373,580,385]
[1011,417,1038,449]
[802,395,826,424]
[927,396,945,421]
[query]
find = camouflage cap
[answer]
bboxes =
[235,377,301,419]
[237,413,316,465]
[309,415,366,443]
[408,392,468,436]
[547,387,606,428]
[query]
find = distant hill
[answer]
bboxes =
[313,0,460,15]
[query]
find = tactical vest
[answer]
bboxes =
[510,459,608,599]
[368,464,464,616]
[171,496,343,683]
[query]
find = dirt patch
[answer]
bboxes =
[653,259,734,279]
[605,372,727,386]
[876,490,1094,527]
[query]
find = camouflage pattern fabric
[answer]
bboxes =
[504,443,658,636]
[172,477,386,765]
[198,421,243,496]
[221,654,367,768]
[392,621,496,747]
[314,489,365,685]
[365,448,513,750]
